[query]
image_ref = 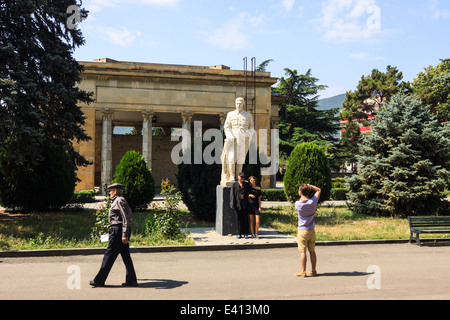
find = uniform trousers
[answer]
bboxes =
[94,226,137,285]
[236,207,250,236]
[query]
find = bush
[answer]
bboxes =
[0,145,77,211]
[283,142,332,203]
[71,190,95,204]
[261,189,287,201]
[330,188,347,200]
[177,158,221,222]
[113,151,155,211]
[332,178,346,189]
[146,179,184,239]
[91,197,111,238]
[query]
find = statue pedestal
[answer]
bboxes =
[215,185,238,236]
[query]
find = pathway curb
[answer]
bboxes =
[2,238,437,258]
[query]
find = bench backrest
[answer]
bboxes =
[408,216,450,229]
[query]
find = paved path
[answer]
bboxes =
[1,243,450,301]
[186,227,297,246]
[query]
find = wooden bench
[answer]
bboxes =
[408,216,450,246]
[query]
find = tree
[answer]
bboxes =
[274,68,340,157]
[347,93,450,218]
[0,0,93,209]
[256,59,274,72]
[0,144,77,210]
[283,142,332,203]
[177,138,222,222]
[413,59,450,121]
[113,151,155,211]
[342,65,411,121]
[340,66,411,167]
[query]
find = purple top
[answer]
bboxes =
[295,195,319,230]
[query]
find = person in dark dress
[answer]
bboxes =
[230,172,250,239]
[248,176,262,239]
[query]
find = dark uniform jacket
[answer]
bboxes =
[230,180,250,211]
[109,196,132,238]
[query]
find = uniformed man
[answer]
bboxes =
[220,97,255,186]
[90,183,138,287]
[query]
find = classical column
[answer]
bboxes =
[181,111,193,153]
[219,112,227,131]
[181,111,193,133]
[101,108,114,194]
[142,110,154,170]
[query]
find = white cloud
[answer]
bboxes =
[429,0,450,19]
[281,0,295,12]
[318,0,389,43]
[85,0,180,12]
[205,12,269,50]
[96,25,143,48]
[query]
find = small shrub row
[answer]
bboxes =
[262,189,287,202]
[70,190,96,204]
[262,187,347,201]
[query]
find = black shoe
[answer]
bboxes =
[121,282,138,287]
[89,280,104,287]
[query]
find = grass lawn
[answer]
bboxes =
[262,205,450,241]
[0,209,194,251]
[2,205,449,251]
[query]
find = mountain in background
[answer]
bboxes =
[317,93,346,111]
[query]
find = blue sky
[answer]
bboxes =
[74,0,450,98]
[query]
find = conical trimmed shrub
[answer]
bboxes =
[113,151,155,210]
[283,142,332,203]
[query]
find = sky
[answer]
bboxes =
[73,0,450,99]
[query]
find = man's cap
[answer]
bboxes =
[107,183,124,190]
[238,172,246,177]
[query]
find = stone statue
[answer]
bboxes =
[220,97,255,186]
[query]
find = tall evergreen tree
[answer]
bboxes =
[347,93,450,218]
[0,0,93,209]
[274,68,340,157]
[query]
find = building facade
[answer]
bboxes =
[74,58,280,192]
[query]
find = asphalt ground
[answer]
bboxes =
[1,243,450,301]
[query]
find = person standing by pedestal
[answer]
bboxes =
[248,176,262,239]
[90,183,138,287]
[230,172,250,239]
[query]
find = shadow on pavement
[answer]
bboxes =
[137,279,189,289]
[100,279,189,289]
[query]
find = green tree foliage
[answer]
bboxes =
[113,151,155,211]
[0,145,77,210]
[283,142,332,203]
[148,179,183,239]
[347,93,450,218]
[177,136,261,222]
[340,66,411,166]
[177,140,222,222]
[0,0,93,209]
[274,68,340,157]
[413,58,450,121]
